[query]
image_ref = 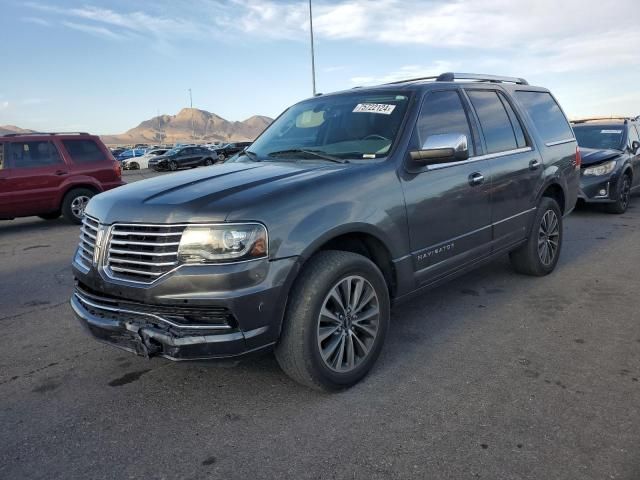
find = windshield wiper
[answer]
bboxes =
[267,149,348,163]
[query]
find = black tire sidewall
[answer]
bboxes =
[529,198,563,274]
[295,253,390,389]
[62,188,95,224]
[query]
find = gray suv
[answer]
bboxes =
[71,72,579,391]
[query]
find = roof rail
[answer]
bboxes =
[571,117,632,124]
[436,72,529,85]
[0,131,90,137]
[384,72,528,86]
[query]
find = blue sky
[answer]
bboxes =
[1,0,638,134]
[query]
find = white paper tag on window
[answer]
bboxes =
[601,129,622,134]
[353,103,396,115]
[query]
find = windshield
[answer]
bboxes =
[573,125,625,150]
[247,91,411,161]
[164,147,182,155]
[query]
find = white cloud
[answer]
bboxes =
[0,101,8,110]
[22,16,51,26]
[350,62,457,86]
[62,21,121,40]
[213,0,639,74]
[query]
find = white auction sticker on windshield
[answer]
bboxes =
[353,103,396,115]
[601,129,622,134]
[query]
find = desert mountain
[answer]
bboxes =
[101,108,273,145]
[0,125,35,136]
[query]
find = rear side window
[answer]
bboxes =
[467,90,521,154]
[416,90,475,156]
[7,141,62,168]
[515,91,574,145]
[62,139,107,164]
[628,124,639,147]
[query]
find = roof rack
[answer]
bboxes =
[571,117,633,124]
[0,131,90,137]
[385,72,529,86]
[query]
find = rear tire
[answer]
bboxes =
[275,250,390,391]
[509,197,563,276]
[605,174,632,214]
[38,211,61,220]
[62,188,95,224]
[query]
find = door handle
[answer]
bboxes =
[529,159,541,170]
[468,172,485,186]
[54,170,68,176]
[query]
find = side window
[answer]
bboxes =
[514,91,574,145]
[416,90,475,156]
[7,141,62,169]
[62,139,106,164]
[466,90,518,154]
[0,143,4,169]
[498,93,527,148]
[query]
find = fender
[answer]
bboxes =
[54,175,104,207]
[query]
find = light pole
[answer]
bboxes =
[188,88,194,140]
[308,0,316,96]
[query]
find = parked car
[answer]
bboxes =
[109,147,126,158]
[121,148,171,170]
[116,148,146,163]
[571,118,640,213]
[71,72,579,390]
[147,146,216,171]
[214,142,252,161]
[0,132,123,223]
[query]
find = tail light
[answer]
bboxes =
[114,160,121,178]
[574,146,581,168]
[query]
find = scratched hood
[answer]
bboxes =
[85,161,342,225]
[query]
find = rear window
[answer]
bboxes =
[62,139,107,163]
[515,91,574,145]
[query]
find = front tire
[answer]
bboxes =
[204,158,213,166]
[129,162,140,170]
[168,161,178,171]
[509,197,563,276]
[275,250,390,391]
[605,173,632,214]
[61,188,95,224]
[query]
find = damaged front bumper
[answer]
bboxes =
[71,284,274,361]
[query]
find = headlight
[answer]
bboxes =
[178,223,268,264]
[583,160,616,176]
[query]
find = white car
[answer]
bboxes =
[121,148,170,170]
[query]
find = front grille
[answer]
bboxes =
[77,215,100,268]
[105,223,186,283]
[75,283,235,329]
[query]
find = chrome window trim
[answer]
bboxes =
[545,138,576,147]
[426,146,533,171]
[73,291,231,330]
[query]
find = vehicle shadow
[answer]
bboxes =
[0,217,77,236]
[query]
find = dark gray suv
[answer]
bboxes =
[71,73,579,391]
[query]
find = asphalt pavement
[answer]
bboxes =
[0,182,639,479]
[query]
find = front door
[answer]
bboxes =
[0,140,67,218]
[400,89,493,287]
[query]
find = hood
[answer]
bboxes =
[580,147,622,167]
[86,161,344,224]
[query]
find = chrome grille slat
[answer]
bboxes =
[75,216,99,269]
[105,223,186,283]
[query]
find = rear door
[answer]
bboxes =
[628,124,640,187]
[463,88,543,251]
[400,89,493,287]
[0,139,68,218]
[60,138,115,184]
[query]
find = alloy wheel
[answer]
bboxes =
[317,275,380,373]
[620,177,631,210]
[537,209,559,266]
[70,195,90,219]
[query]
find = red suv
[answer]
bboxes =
[0,133,123,224]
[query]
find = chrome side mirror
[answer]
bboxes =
[410,133,469,164]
